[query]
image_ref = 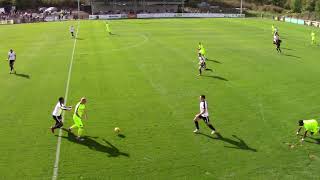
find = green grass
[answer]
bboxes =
[1,18,320,179]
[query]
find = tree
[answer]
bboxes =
[305,0,315,11]
[0,0,14,6]
[15,0,40,9]
[292,0,302,12]
[272,0,285,6]
[316,0,320,16]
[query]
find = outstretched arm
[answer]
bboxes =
[61,106,72,111]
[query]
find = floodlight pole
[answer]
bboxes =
[240,0,243,15]
[77,0,80,18]
[91,0,93,15]
[182,0,184,13]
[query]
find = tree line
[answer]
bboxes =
[1,0,320,16]
[0,0,84,9]
[188,0,320,15]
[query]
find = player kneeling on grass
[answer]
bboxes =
[51,97,72,133]
[297,119,320,142]
[68,97,87,141]
[193,95,216,134]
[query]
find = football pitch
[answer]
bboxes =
[1,18,320,179]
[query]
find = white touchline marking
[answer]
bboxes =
[52,20,80,180]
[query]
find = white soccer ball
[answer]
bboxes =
[114,127,120,133]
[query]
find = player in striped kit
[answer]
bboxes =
[51,97,72,133]
[193,95,217,134]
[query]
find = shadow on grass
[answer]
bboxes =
[282,48,294,51]
[118,134,126,138]
[199,133,257,152]
[206,58,222,64]
[206,59,222,64]
[202,75,228,81]
[58,129,129,157]
[282,53,301,59]
[76,37,85,40]
[14,73,30,79]
[305,137,320,145]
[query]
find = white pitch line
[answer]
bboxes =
[52,21,80,180]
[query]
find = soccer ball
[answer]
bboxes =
[114,127,120,133]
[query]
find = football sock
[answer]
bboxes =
[208,124,216,131]
[70,124,77,129]
[195,121,199,130]
[78,128,84,137]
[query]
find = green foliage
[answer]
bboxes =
[0,0,13,6]
[292,0,303,12]
[0,0,77,9]
[316,0,320,16]
[305,0,315,11]
[272,0,285,6]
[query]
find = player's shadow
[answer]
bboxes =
[202,75,228,81]
[199,133,257,152]
[118,134,126,138]
[283,53,301,59]
[108,32,117,36]
[282,48,293,51]
[305,137,320,144]
[206,59,222,64]
[59,129,129,157]
[14,73,30,79]
[76,37,84,40]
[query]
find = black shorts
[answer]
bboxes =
[199,115,210,124]
[52,115,62,123]
[200,62,206,68]
[9,60,15,66]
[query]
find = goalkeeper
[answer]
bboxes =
[296,119,320,142]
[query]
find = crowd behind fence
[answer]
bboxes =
[0,9,76,24]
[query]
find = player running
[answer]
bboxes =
[297,119,320,142]
[51,97,72,133]
[68,97,87,141]
[8,49,16,74]
[273,32,282,53]
[198,42,206,60]
[198,53,206,76]
[70,25,75,38]
[311,31,316,45]
[106,21,111,35]
[272,24,275,35]
[193,95,217,134]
